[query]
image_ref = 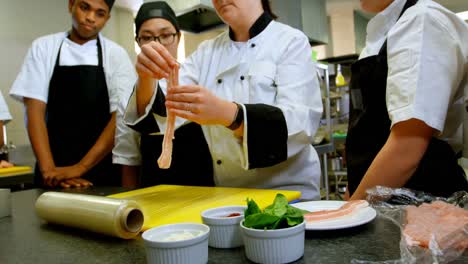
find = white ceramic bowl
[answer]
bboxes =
[201,205,246,249]
[240,220,306,264]
[142,223,210,264]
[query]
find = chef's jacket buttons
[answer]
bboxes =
[217,79,223,84]
[217,160,222,165]
[240,76,245,81]
[251,43,256,48]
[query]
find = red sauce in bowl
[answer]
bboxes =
[226,213,241,217]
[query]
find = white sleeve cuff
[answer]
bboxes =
[112,155,142,166]
[124,86,158,126]
[239,104,249,170]
[0,112,12,124]
[389,105,444,133]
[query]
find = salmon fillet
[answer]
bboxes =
[157,66,178,169]
[304,200,369,222]
[403,201,468,250]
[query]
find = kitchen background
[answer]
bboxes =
[0,0,467,165]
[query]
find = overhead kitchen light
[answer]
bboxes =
[457,11,468,21]
[114,0,143,14]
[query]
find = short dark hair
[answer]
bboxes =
[103,0,115,11]
[261,0,278,19]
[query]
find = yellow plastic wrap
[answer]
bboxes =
[35,192,144,239]
[109,185,301,230]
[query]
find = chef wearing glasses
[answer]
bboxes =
[114,1,213,188]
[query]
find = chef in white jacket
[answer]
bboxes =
[346,0,468,200]
[10,0,135,188]
[125,0,323,200]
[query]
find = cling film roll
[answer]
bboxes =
[35,192,144,239]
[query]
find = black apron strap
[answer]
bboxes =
[35,36,119,187]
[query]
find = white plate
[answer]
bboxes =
[291,201,377,230]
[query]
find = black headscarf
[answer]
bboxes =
[135,1,180,35]
[104,0,115,10]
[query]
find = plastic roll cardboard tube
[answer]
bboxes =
[35,192,144,239]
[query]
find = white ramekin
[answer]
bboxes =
[142,223,210,264]
[240,220,306,264]
[201,205,246,249]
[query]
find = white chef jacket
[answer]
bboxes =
[9,32,136,114]
[0,91,12,123]
[125,20,323,200]
[112,80,168,166]
[113,89,142,166]
[361,0,468,152]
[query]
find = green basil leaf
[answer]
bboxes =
[263,194,288,217]
[264,205,287,217]
[285,205,305,218]
[244,193,305,230]
[286,216,304,226]
[269,217,288,229]
[272,193,288,208]
[245,198,262,218]
[244,213,280,229]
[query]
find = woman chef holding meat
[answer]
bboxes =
[345,0,468,200]
[124,0,323,200]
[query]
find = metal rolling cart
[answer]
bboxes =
[313,62,351,200]
[313,63,334,200]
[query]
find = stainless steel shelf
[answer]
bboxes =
[313,142,334,155]
[329,170,347,176]
[316,63,333,200]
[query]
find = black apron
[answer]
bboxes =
[140,122,214,187]
[34,37,120,186]
[346,0,467,197]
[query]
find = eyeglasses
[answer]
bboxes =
[136,33,178,46]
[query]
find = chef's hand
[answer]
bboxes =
[136,41,177,80]
[165,84,238,127]
[42,164,88,187]
[59,178,93,189]
[54,164,88,182]
[42,168,61,187]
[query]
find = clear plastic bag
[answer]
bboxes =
[351,186,467,264]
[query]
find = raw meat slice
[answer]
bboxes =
[304,200,369,222]
[403,201,468,250]
[157,66,178,169]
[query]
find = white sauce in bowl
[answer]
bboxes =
[158,230,204,242]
